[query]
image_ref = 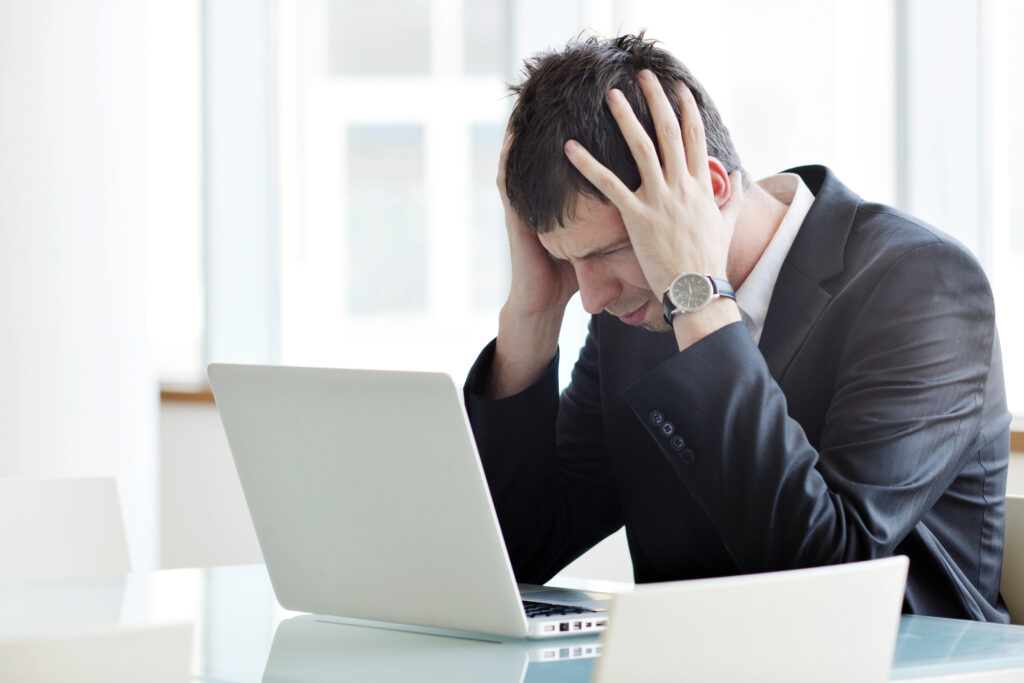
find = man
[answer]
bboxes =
[463,34,1011,621]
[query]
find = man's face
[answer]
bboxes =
[538,196,671,332]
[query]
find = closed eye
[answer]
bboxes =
[602,245,631,257]
[559,242,633,264]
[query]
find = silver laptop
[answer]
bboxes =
[207,363,610,639]
[593,555,908,682]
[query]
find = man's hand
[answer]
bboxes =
[489,132,579,399]
[563,71,743,304]
[498,132,579,318]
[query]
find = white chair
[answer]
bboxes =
[0,477,194,682]
[1001,494,1024,624]
[0,476,131,581]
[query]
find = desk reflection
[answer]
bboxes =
[261,614,601,683]
[892,615,1024,679]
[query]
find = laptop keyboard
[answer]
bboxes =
[523,600,599,617]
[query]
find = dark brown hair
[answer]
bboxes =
[505,33,744,232]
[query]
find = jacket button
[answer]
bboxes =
[660,421,675,437]
[679,448,695,464]
[669,435,685,451]
[648,410,664,426]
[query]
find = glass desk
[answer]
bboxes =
[2,564,1024,682]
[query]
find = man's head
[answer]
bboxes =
[504,33,744,234]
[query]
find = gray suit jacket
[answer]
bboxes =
[465,166,1011,621]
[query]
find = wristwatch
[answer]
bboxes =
[661,273,736,324]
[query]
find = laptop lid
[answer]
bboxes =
[207,363,532,638]
[592,555,908,683]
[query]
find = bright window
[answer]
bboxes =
[271,0,897,387]
[156,0,1021,415]
[985,0,1024,413]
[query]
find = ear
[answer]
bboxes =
[707,157,731,208]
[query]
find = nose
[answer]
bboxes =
[575,260,620,315]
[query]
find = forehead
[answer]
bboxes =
[537,197,629,261]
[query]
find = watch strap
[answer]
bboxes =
[709,276,736,301]
[661,290,677,325]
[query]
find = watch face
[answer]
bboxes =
[669,273,713,312]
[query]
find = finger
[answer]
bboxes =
[605,88,665,190]
[674,82,711,187]
[564,139,638,212]
[638,69,684,183]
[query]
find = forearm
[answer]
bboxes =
[465,342,576,581]
[466,325,623,583]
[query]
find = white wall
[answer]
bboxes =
[0,1,158,570]
[160,400,261,568]
[1009,453,1024,498]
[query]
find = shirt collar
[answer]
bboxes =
[735,173,816,344]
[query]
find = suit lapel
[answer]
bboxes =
[758,166,861,382]
[759,264,831,381]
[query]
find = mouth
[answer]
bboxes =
[617,301,650,326]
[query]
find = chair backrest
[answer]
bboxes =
[1001,494,1024,624]
[593,556,908,683]
[0,476,131,581]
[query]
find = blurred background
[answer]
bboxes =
[1,0,1022,575]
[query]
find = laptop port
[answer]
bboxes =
[559,622,569,632]
[595,620,607,627]
[572,621,582,630]
[543,624,555,632]
[585,621,592,628]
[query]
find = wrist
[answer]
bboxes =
[498,299,568,339]
[671,298,741,351]
[490,303,566,399]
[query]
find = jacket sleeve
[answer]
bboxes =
[464,319,623,583]
[622,240,999,571]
